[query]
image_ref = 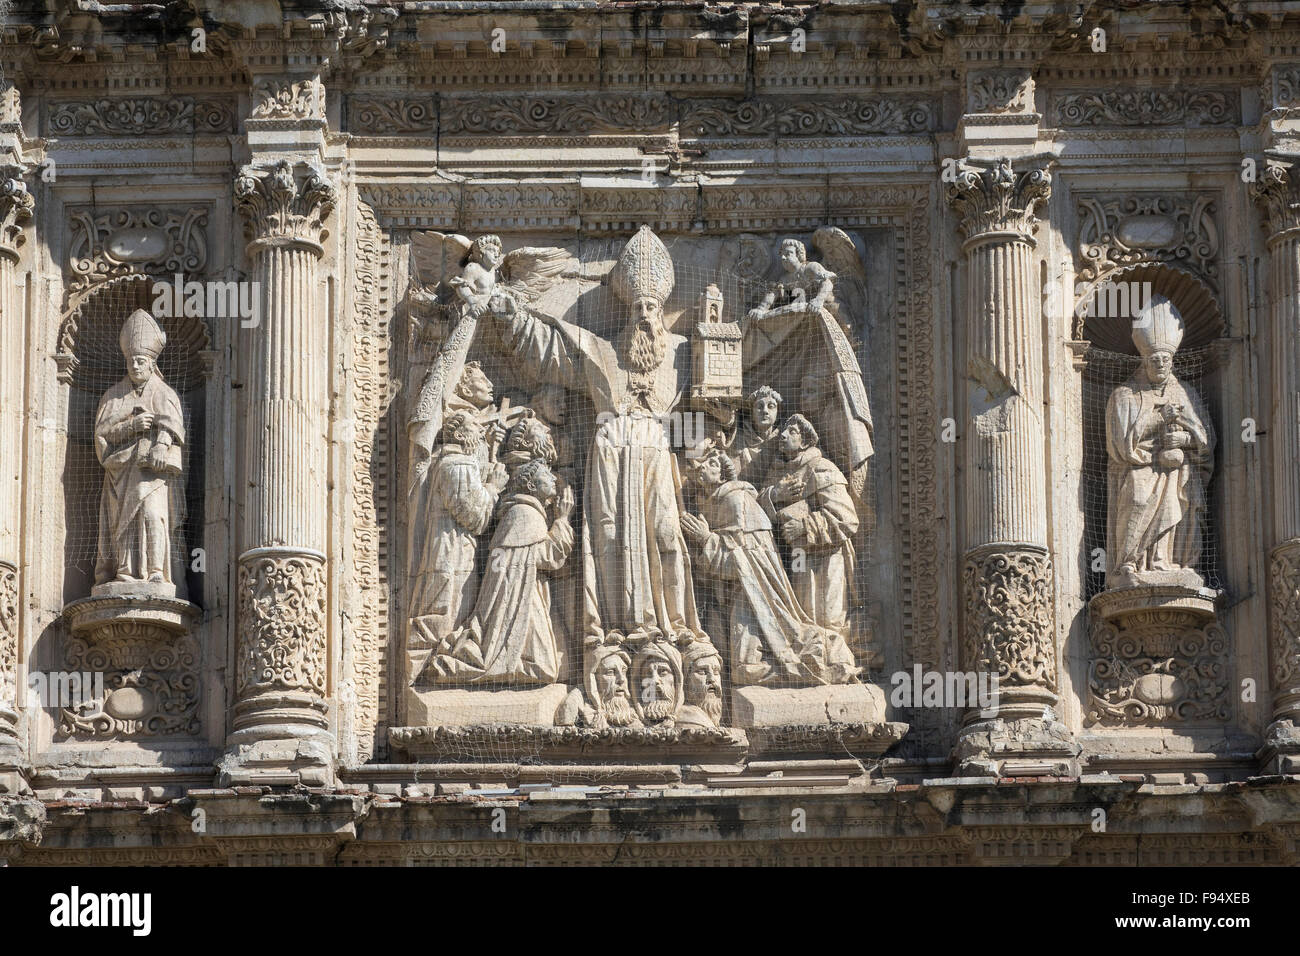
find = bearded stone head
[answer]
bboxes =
[590,646,637,728]
[441,410,484,453]
[682,642,724,727]
[632,641,684,725]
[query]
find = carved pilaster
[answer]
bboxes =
[1252,158,1300,772]
[224,160,337,787]
[0,165,30,793]
[946,157,1076,776]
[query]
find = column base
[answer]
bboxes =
[952,715,1080,778]
[1258,719,1300,775]
[217,726,335,788]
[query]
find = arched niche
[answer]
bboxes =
[55,274,214,605]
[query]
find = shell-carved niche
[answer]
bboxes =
[55,274,213,738]
[1073,259,1230,729]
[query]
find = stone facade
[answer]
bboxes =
[2,0,1300,866]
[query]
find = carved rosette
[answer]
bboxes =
[0,171,33,262]
[946,157,1052,245]
[1270,540,1300,720]
[962,546,1057,692]
[234,160,336,254]
[237,552,328,701]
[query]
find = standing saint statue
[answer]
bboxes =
[1105,295,1215,589]
[487,226,711,660]
[93,309,185,593]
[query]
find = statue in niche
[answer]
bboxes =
[425,460,575,685]
[483,225,714,663]
[758,413,861,681]
[683,444,849,685]
[93,309,185,594]
[407,410,507,650]
[1105,295,1215,590]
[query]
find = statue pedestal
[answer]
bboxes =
[1087,584,1227,726]
[405,683,570,729]
[60,593,201,737]
[731,682,886,728]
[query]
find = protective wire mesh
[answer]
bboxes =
[61,276,207,605]
[399,239,877,778]
[1081,343,1221,599]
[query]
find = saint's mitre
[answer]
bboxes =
[610,225,674,306]
[119,308,167,360]
[1131,294,1184,357]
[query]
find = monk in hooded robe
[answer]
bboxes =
[93,309,185,590]
[1105,295,1215,588]
[427,460,575,685]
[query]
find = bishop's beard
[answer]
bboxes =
[623,317,668,373]
[603,693,637,727]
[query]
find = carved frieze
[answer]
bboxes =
[236,553,328,699]
[443,95,671,134]
[249,77,324,120]
[682,96,936,137]
[1053,89,1237,127]
[234,161,336,250]
[967,70,1033,114]
[48,97,235,136]
[66,206,209,294]
[963,546,1057,691]
[350,97,436,134]
[1076,193,1220,283]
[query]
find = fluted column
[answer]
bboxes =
[223,159,337,787]
[0,160,32,792]
[946,156,1078,776]
[1252,158,1300,773]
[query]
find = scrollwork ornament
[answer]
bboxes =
[1076,193,1219,282]
[58,631,200,738]
[1270,540,1300,693]
[963,546,1057,690]
[249,78,324,120]
[234,160,337,250]
[237,553,328,697]
[0,563,16,706]
[65,206,207,293]
[946,157,1052,243]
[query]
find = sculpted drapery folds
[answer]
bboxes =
[426,460,575,685]
[684,445,853,686]
[1105,296,1214,590]
[488,225,710,658]
[93,310,186,591]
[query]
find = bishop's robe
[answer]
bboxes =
[93,373,185,586]
[1105,373,1214,581]
[495,309,707,646]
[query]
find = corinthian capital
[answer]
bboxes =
[946,156,1052,244]
[1251,157,1300,239]
[234,160,336,254]
[0,170,32,262]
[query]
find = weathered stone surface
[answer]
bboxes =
[406,684,570,728]
[732,683,885,728]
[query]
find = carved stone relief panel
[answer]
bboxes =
[65,206,210,296]
[1075,192,1221,285]
[48,98,236,136]
[1051,89,1238,127]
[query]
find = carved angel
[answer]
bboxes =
[409,231,569,320]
